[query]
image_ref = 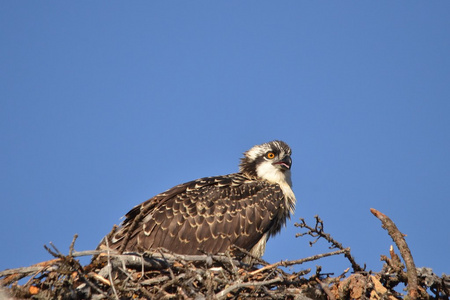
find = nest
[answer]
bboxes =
[1,209,448,300]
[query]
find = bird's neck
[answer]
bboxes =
[256,168,296,216]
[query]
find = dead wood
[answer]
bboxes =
[295,215,363,273]
[371,208,421,300]
[0,211,448,300]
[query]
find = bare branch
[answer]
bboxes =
[370,208,419,300]
[295,216,363,272]
[104,236,119,300]
[249,248,349,276]
[215,277,283,299]
[69,234,78,256]
[2,215,447,299]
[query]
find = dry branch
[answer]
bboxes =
[249,248,348,276]
[295,215,363,272]
[1,214,448,300]
[370,208,420,300]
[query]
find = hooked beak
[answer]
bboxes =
[273,155,292,170]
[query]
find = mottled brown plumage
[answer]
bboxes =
[100,140,296,261]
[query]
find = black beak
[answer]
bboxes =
[274,155,292,170]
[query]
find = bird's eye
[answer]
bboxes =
[266,152,275,159]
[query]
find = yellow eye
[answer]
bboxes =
[266,152,275,159]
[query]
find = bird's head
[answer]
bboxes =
[239,140,293,186]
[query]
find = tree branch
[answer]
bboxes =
[370,208,419,300]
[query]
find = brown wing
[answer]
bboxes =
[106,173,287,256]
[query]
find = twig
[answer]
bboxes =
[72,250,105,257]
[80,271,110,297]
[249,248,349,276]
[139,286,155,298]
[316,278,336,300]
[148,249,244,267]
[49,242,62,256]
[69,234,78,256]
[0,259,60,285]
[140,275,170,285]
[215,277,283,299]
[0,265,52,278]
[104,237,119,300]
[158,248,176,282]
[230,245,270,266]
[370,208,419,300]
[88,272,111,286]
[225,251,239,281]
[295,216,363,272]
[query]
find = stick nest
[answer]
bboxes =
[1,210,448,300]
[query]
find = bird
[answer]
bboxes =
[99,140,296,261]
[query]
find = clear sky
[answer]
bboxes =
[1,2,449,278]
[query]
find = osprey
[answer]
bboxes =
[101,140,296,261]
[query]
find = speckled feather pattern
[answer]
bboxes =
[105,141,295,260]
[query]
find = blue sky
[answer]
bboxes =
[1,2,449,278]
